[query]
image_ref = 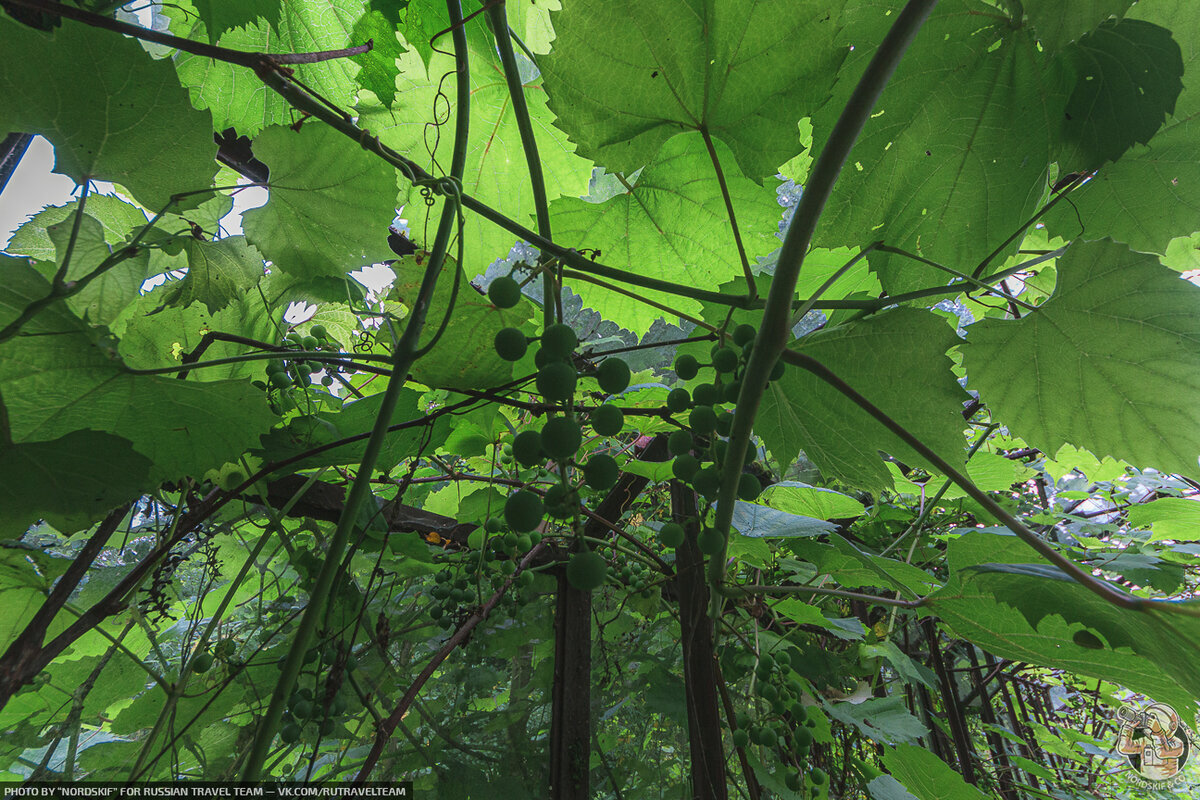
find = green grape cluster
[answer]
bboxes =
[610,559,654,598]
[428,569,479,630]
[279,682,352,743]
[267,325,339,390]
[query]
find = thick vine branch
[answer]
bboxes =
[709,0,940,603]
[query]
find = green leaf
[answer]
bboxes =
[961,240,1200,477]
[757,481,865,520]
[867,775,921,800]
[0,261,276,481]
[0,430,150,540]
[823,696,926,745]
[0,17,217,211]
[193,0,283,42]
[538,0,848,181]
[8,196,151,263]
[359,40,591,265]
[881,744,990,800]
[171,0,369,136]
[812,6,1064,293]
[1023,0,1135,53]
[1053,19,1184,170]
[758,308,968,490]
[925,531,1200,714]
[389,255,533,390]
[243,124,402,279]
[551,131,781,331]
[1043,117,1200,255]
[349,10,407,108]
[1128,497,1200,543]
[163,237,266,314]
[45,212,150,326]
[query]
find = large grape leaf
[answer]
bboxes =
[170,0,371,137]
[811,2,1064,294]
[0,260,275,481]
[242,124,402,279]
[0,16,218,210]
[389,255,533,390]
[537,0,848,181]
[1052,18,1184,171]
[1022,0,1135,53]
[0,429,151,541]
[924,531,1200,714]
[551,131,781,331]
[961,239,1200,477]
[757,308,969,491]
[7,196,150,262]
[358,41,592,266]
[161,236,266,314]
[348,9,407,108]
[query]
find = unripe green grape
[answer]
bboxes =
[667,429,694,456]
[674,353,700,380]
[793,725,813,750]
[266,358,287,374]
[590,404,624,436]
[321,375,334,387]
[296,363,313,377]
[732,729,750,748]
[485,517,503,533]
[715,410,735,436]
[310,324,328,340]
[504,490,544,533]
[698,527,724,556]
[733,324,756,347]
[672,453,700,481]
[488,275,521,308]
[541,416,582,460]
[292,699,314,719]
[723,380,742,403]
[596,357,631,394]
[785,771,802,791]
[541,323,578,358]
[269,371,293,389]
[280,722,302,744]
[191,651,214,673]
[301,335,319,350]
[689,405,717,435]
[536,361,577,401]
[515,534,532,552]
[666,388,691,413]
[693,382,720,407]
[738,473,762,501]
[712,347,739,373]
[584,454,619,490]
[494,327,528,361]
[809,768,827,786]
[770,359,786,381]
[691,466,720,498]
[658,522,685,549]
[511,430,543,468]
[566,551,607,591]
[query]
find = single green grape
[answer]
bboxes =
[488,275,521,308]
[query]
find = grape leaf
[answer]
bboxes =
[192,0,283,42]
[1022,0,1135,53]
[757,308,969,490]
[0,16,218,210]
[961,239,1200,477]
[349,10,407,108]
[0,260,275,481]
[359,42,591,266]
[538,0,848,181]
[243,124,402,279]
[171,0,371,137]
[881,744,990,800]
[551,131,781,331]
[812,4,1064,294]
[0,429,151,540]
[1053,18,1184,171]
[45,212,150,326]
[162,236,266,314]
